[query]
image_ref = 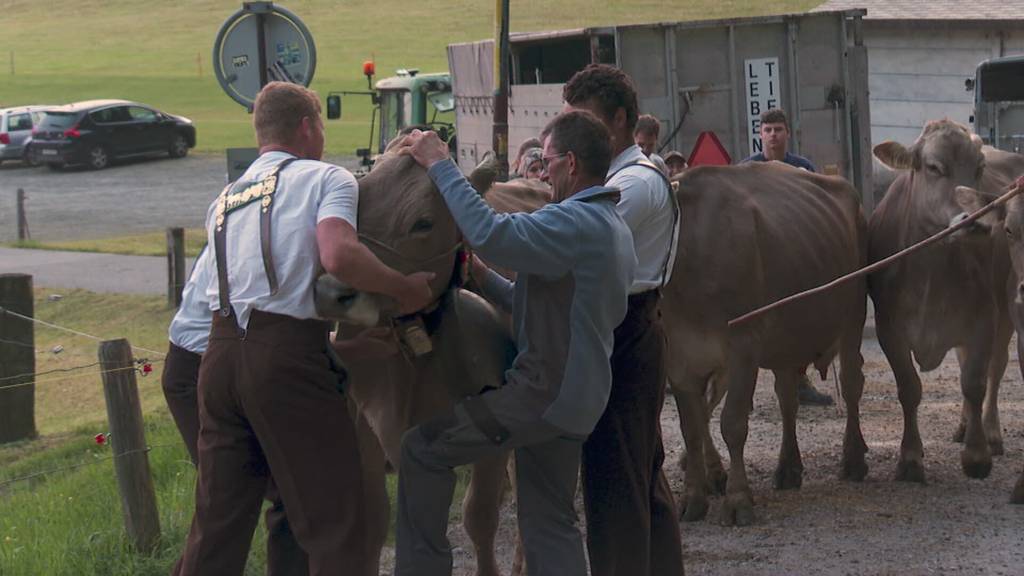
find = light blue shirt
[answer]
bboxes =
[200,152,359,328]
[429,159,636,436]
[168,247,213,354]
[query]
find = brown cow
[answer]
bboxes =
[951,173,1024,504]
[319,150,516,576]
[663,161,869,526]
[870,119,1024,485]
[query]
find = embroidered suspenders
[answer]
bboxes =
[607,159,681,288]
[213,157,298,316]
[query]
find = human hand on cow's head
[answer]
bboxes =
[398,129,450,170]
[396,270,437,315]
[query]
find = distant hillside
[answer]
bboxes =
[0,0,820,154]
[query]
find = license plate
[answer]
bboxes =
[42,149,57,156]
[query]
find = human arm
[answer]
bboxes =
[469,254,514,313]
[317,218,434,315]
[399,130,580,278]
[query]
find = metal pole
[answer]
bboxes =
[492,0,510,183]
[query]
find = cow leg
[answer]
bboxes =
[772,369,803,490]
[1012,466,1024,504]
[353,407,390,576]
[671,374,713,522]
[704,376,728,495]
[876,316,926,483]
[955,342,994,479]
[719,355,759,527]
[839,315,869,482]
[982,316,1012,456]
[463,451,510,576]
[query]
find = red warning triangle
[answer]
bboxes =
[688,131,732,167]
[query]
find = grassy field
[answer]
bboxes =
[0,288,466,575]
[1,0,820,156]
[8,228,208,257]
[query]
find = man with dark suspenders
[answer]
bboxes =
[564,64,685,576]
[173,81,434,576]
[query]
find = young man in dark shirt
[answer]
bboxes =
[742,108,833,407]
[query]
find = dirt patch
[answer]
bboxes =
[382,335,1024,575]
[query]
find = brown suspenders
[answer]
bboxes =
[213,157,299,317]
[607,159,680,288]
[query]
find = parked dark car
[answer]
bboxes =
[0,106,51,166]
[30,100,196,170]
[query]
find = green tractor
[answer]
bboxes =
[327,62,454,168]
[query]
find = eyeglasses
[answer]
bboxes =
[541,152,568,170]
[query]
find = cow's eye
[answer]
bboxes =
[926,162,944,175]
[410,218,434,234]
[1007,227,1015,239]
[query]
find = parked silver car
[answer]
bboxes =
[0,106,51,166]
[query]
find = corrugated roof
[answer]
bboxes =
[812,0,1024,20]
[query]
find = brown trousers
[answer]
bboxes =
[581,291,685,576]
[162,342,309,576]
[174,310,366,576]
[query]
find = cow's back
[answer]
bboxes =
[664,162,866,371]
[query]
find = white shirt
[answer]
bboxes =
[168,246,214,354]
[607,144,678,293]
[201,151,359,328]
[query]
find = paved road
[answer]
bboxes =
[0,247,193,295]
[0,153,360,243]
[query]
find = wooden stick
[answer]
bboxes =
[729,181,1024,327]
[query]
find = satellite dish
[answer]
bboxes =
[213,2,317,110]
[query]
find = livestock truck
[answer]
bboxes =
[447,9,876,211]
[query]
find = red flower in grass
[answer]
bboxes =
[94,433,108,446]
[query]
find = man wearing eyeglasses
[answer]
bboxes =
[393,110,636,576]
[563,64,685,576]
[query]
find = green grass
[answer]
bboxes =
[7,228,207,258]
[0,0,820,155]
[0,288,469,575]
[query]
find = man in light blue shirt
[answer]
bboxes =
[393,110,635,576]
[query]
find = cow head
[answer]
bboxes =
[316,148,460,326]
[875,119,986,232]
[956,180,1024,302]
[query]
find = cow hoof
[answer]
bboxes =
[1011,479,1024,504]
[961,452,992,479]
[708,468,728,495]
[989,440,1005,457]
[773,464,803,490]
[895,458,927,483]
[952,423,966,444]
[681,493,709,522]
[720,493,755,527]
[839,457,868,482]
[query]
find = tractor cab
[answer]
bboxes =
[327,64,454,169]
[970,56,1024,153]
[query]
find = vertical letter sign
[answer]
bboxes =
[744,57,780,156]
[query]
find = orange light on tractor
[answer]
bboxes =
[363,60,376,77]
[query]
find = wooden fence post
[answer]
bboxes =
[98,339,160,553]
[167,227,185,308]
[0,273,37,443]
[16,188,29,241]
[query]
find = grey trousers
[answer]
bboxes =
[395,386,586,576]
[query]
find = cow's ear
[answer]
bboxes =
[954,185,987,214]
[874,141,913,170]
